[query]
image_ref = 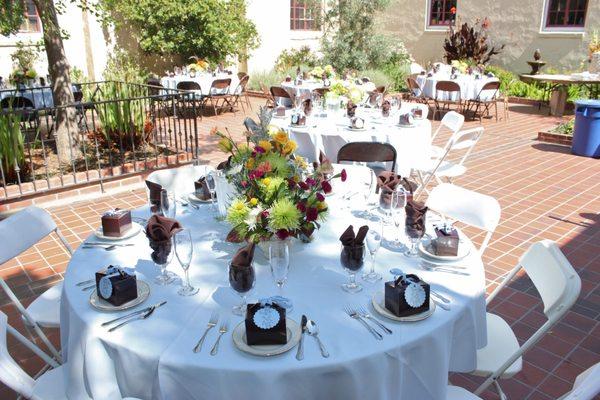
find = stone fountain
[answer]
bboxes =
[527,49,546,75]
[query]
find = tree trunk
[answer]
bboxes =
[34,0,80,164]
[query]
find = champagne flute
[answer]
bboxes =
[205,174,217,212]
[269,240,293,312]
[160,189,176,219]
[392,188,407,248]
[175,229,198,296]
[363,217,383,282]
[363,169,375,210]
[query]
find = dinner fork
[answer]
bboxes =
[357,306,393,334]
[210,320,229,356]
[193,311,219,353]
[344,306,383,340]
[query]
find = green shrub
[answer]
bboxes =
[275,46,318,72]
[551,119,574,136]
[0,112,25,181]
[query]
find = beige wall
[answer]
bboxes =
[382,0,600,73]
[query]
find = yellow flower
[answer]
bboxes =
[273,131,289,145]
[316,202,327,211]
[261,177,272,186]
[233,200,246,211]
[283,140,297,154]
[294,155,308,169]
[249,198,258,206]
[246,158,255,169]
[267,125,280,136]
[217,137,233,153]
[258,140,272,152]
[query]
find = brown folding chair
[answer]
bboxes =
[433,80,463,120]
[202,78,232,115]
[270,86,293,107]
[237,72,248,81]
[176,81,203,119]
[336,142,397,174]
[311,87,329,104]
[465,81,501,122]
[406,77,428,104]
[229,75,251,113]
[260,83,276,108]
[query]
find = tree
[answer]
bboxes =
[102,0,259,65]
[1,0,78,163]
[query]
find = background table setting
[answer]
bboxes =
[160,72,239,95]
[416,72,499,101]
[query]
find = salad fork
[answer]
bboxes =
[344,306,383,340]
[210,321,229,356]
[193,311,219,353]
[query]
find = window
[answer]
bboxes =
[545,0,588,28]
[428,0,457,27]
[20,0,41,33]
[290,0,319,31]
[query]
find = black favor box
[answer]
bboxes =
[95,267,138,306]
[433,227,459,256]
[245,303,287,345]
[384,274,430,317]
[101,210,132,237]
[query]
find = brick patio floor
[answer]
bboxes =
[1,98,598,399]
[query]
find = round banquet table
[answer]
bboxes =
[60,164,487,400]
[160,73,240,94]
[269,104,432,177]
[416,73,499,101]
[281,80,377,103]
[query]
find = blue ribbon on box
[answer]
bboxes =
[259,296,292,310]
[389,268,417,285]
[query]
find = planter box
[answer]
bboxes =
[537,130,573,146]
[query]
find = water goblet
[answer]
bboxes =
[362,218,383,283]
[391,188,408,248]
[340,244,365,293]
[269,240,293,312]
[152,237,176,285]
[175,229,198,296]
[205,174,217,212]
[160,189,177,219]
[404,222,425,257]
[229,262,255,316]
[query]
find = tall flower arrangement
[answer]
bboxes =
[214,109,347,243]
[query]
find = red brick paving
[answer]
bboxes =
[0,97,598,399]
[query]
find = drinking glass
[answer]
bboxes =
[269,240,293,312]
[391,188,408,248]
[362,169,375,209]
[153,238,176,285]
[205,174,217,212]
[404,220,425,257]
[363,218,383,282]
[175,229,198,296]
[160,190,176,219]
[340,244,365,293]
[229,262,255,316]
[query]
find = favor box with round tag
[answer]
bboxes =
[245,303,287,345]
[95,267,138,306]
[433,226,459,256]
[101,209,132,237]
[384,274,430,317]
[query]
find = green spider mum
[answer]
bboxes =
[268,198,301,231]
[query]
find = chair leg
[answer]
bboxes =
[493,380,508,400]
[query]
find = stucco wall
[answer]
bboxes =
[381,0,600,74]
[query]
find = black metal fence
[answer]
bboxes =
[0,81,203,201]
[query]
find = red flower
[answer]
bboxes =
[341,169,347,182]
[316,193,325,202]
[321,180,332,194]
[261,210,270,219]
[306,207,318,222]
[305,177,316,187]
[299,181,309,190]
[241,180,248,188]
[288,178,297,189]
[450,6,456,14]
[297,202,307,213]
[275,229,290,240]
[255,146,265,154]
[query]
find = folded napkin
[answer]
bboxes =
[231,242,256,268]
[377,171,417,195]
[339,225,369,247]
[303,99,312,116]
[145,215,182,243]
[405,200,428,238]
[216,155,232,171]
[146,180,162,205]
[312,151,334,176]
[381,100,391,117]
[347,101,357,117]
[195,177,212,200]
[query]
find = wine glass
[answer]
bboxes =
[229,262,255,316]
[269,240,293,312]
[362,169,375,209]
[205,174,217,212]
[405,217,425,258]
[160,189,176,219]
[340,244,365,293]
[391,188,408,248]
[152,237,176,285]
[363,217,383,283]
[175,229,198,296]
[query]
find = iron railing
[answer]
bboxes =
[0,81,203,201]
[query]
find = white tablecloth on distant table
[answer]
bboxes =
[416,74,499,101]
[270,105,432,177]
[60,164,487,400]
[0,85,80,109]
[161,73,240,95]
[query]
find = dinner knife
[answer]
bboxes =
[101,301,167,327]
[296,315,308,361]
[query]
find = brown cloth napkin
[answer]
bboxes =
[216,155,232,171]
[377,171,418,208]
[145,215,182,264]
[339,225,369,246]
[312,151,334,175]
[303,99,313,116]
[347,101,357,117]
[231,242,256,268]
[146,180,162,204]
[195,177,212,200]
[405,200,428,238]
[381,100,391,117]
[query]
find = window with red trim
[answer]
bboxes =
[545,0,588,27]
[290,0,319,31]
[20,0,41,33]
[429,0,457,26]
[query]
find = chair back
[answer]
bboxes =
[146,165,214,196]
[406,77,422,96]
[270,86,291,99]
[146,78,164,97]
[561,362,600,400]
[432,111,464,142]
[233,75,250,95]
[0,96,35,110]
[375,85,386,94]
[176,81,201,92]
[476,80,500,102]
[312,87,329,98]
[210,78,231,95]
[337,142,396,172]
[426,183,501,254]
[445,127,484,164]
[237,72,248,80]
[289,130,320,163]
[435,80,461,100]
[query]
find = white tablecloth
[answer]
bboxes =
[60,165,487,400]
[0,85,80,109]
[270,105,432,177]
[161,73,240,95]
[416,74,499,101]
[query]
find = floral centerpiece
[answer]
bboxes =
[188,56,210,72]
[310,65,336,80]
[214,108,347,244]
[450,60,469,74]
[326,79,366,106]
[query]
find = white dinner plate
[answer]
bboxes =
[346,126,366,132]
[371,291,435,322]
[188,193,212,204]
[89,280,150,312]
[94,222,142,241]
[288,124,309,130]
[272,114,287,119]
[396,123,417,128]
[232,318,300,357]
[418,237,470,262]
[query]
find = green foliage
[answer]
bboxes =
[102,0,259,64]
[275,46,319,72]
[103,49,148,84]
[551,119,574,136]
[70,66,86,83]
[0,0,25,36]
[444,18,504,65]
[9,41,40,84]
[0,112,25,180]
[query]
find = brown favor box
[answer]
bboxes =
[95,266,138,306]
[433,226,459,256]
[101,209,132,237]
[245,303,287,345]
[384,274,430,317]
[276,106,286,116]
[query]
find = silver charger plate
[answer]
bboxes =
[89,280,150,312]
[418,237,470,262]
[232,318,300,357]
[94,222,142,241]
[188,193,212,204]
[372,291,436,322]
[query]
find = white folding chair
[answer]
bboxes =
[0,311,141,400]
[430,111,465,158]
[146,164,214,195]
[415,127,484,193]
[426,183,501,256]
[447,386,483,399]
[0,207,73,362]
[289,130,321,163]
[559,362,600,400]
[472,240,582,399]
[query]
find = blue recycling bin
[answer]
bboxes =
[572,99,600,158]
